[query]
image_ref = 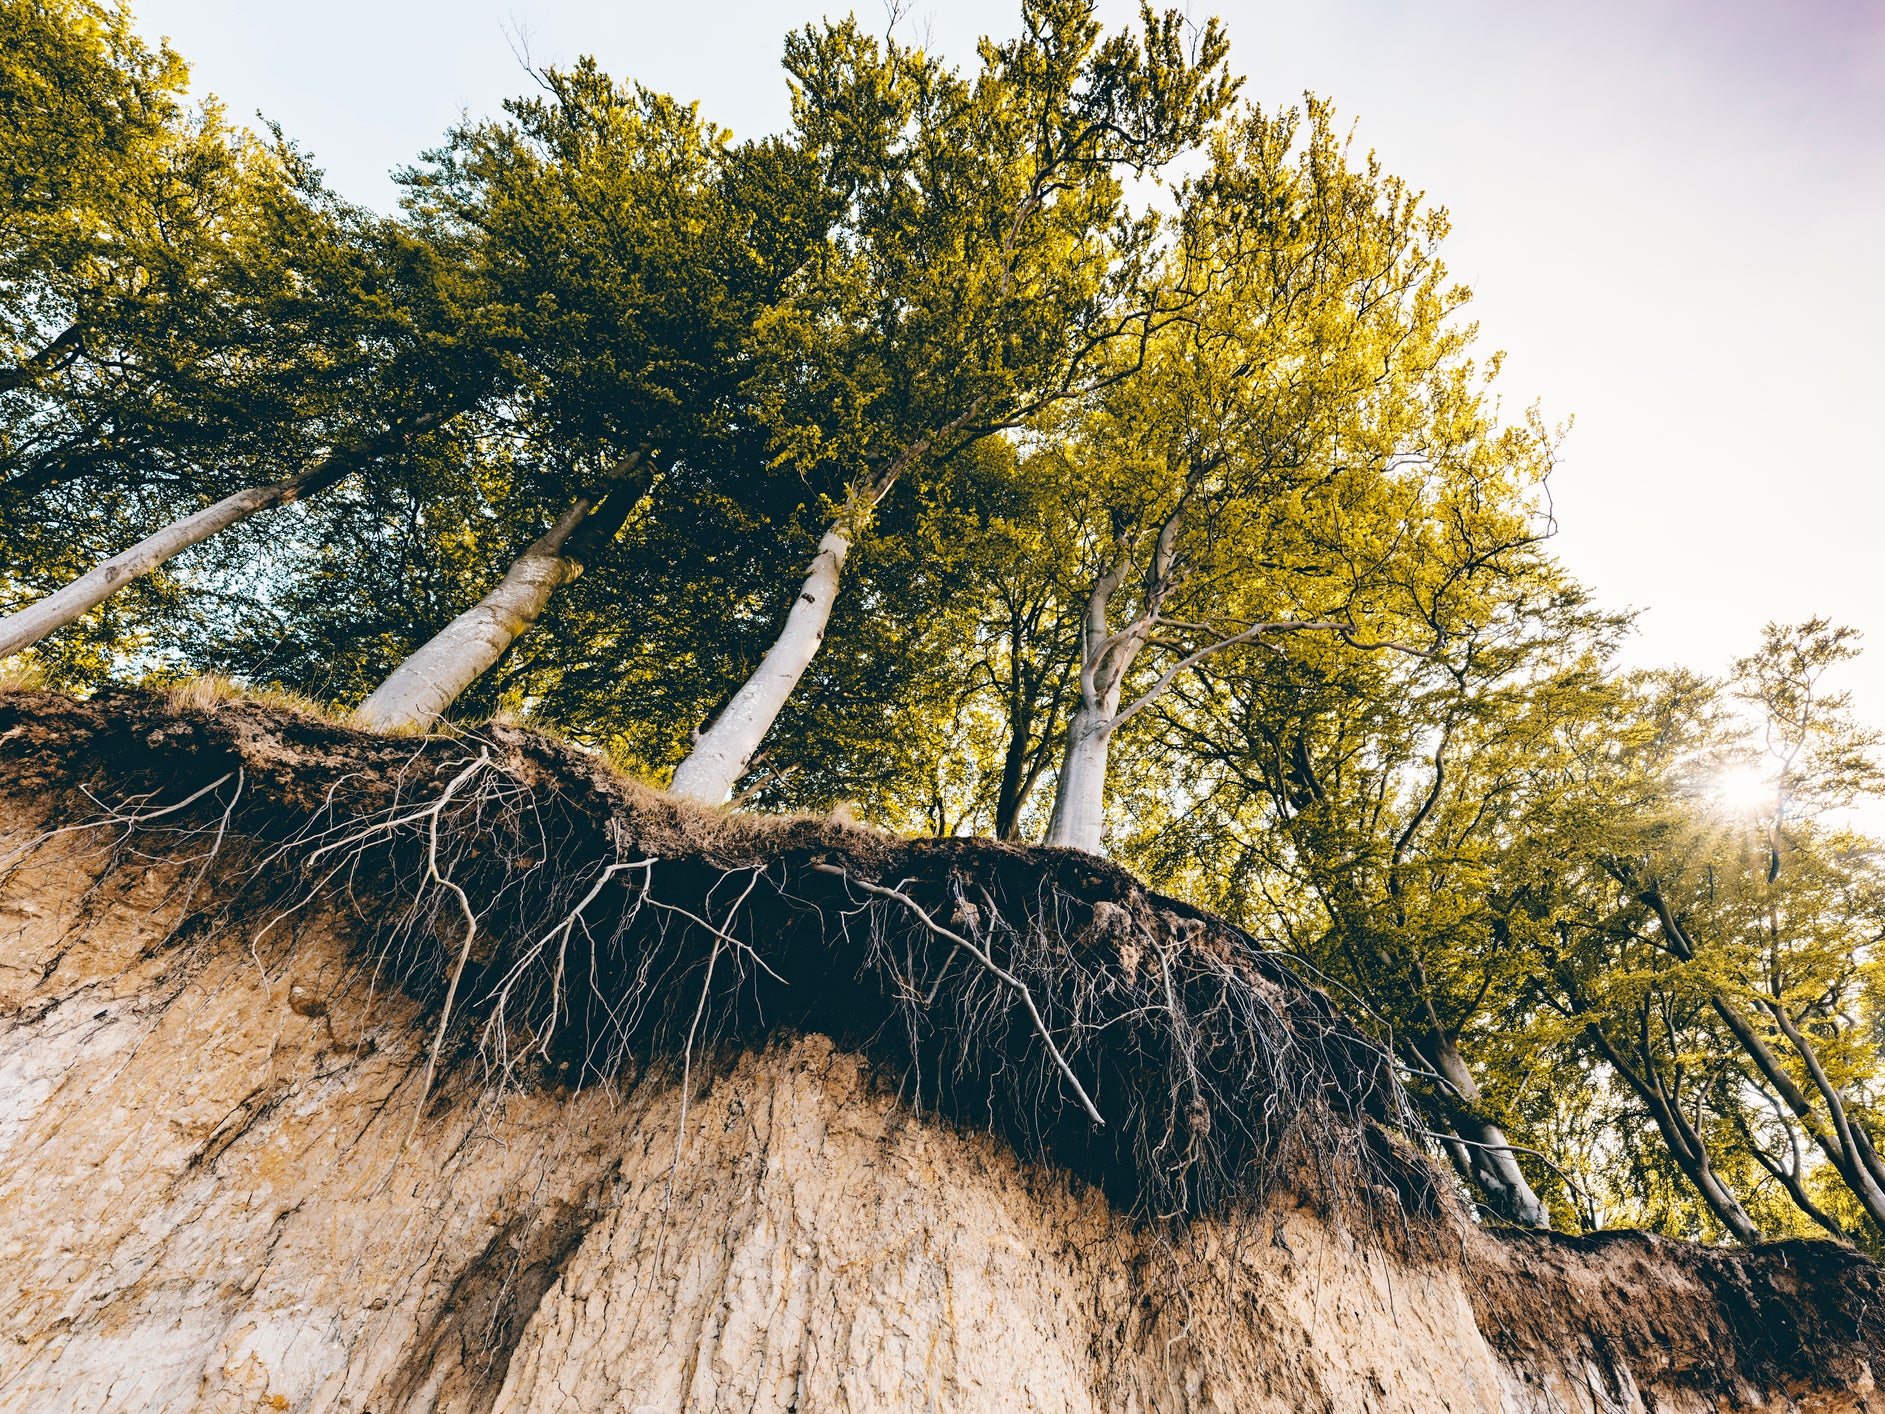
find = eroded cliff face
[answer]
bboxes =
[0,688,1876,1413]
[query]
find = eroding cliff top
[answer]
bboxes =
[0,683,1423,1226]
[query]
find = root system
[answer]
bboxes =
[0,685,1427,1228]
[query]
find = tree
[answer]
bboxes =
[666,0,1234,802]
[0,39,514,674]
[1114,535,1610,1227]
[1025,99,1552,855]
[1584,626,1885,1234]
[350,66,812,730]
[1,0,183,384]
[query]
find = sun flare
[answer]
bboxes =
[1709,765,1777,815]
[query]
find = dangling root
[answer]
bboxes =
[0,685,1439,1232]
[813,861,1105,1127]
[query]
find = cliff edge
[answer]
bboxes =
[0,687,1875,1413]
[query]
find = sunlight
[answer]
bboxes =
[1708,764,1777,816]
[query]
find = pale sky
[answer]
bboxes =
[136,0,1885,724]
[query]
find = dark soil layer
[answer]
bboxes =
[1475,1229,1885,1407]
[3,684,1880,1406]
[0,685,1414,1224]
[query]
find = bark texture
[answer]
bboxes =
[669,527,851,803]
[1421,1033,1553,1231]
[354,501,591,733]
[0,693,1879,1413]
[355,450,650,734]
[0,415,446,662]
[0,479,308,660]
[1045,707,1117,853]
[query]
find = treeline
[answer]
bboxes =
[3,0,1881,1247]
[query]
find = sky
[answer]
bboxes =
[134,0,1885,725]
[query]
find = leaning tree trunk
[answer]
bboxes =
[1712,992,1885,1226]
[1584,1024,1763,1243]
[0,415,445,662]
[1639,884,1885,1228]
[668,525,852,804]
[666,412,977,805]
[1661,1107,1764,1245]
[355,501,594,732]
[1421,1033,1552,1230]
[0,481,308,660]
[357,456,649,733]
[1766,998,1885,1210]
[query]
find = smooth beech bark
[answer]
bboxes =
[355,500,595,732]
[1421,1033,1552,1229]
[668,390,997,804]
[1,470,328,661]
[668,526,851,803]
[0,414,446,662]
[1042,503,1361,853]
[1044,703,1120,854]
[1043,523,1164,854]
[668,407,979,803]
[357,451,651,733]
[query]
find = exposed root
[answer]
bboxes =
[0,686,1434,1232]
[813,861,1106,1127]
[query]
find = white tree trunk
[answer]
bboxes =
[1044,709,1116,854]
[1427,1036,1552,1230]
[1042,544,1144,856]
[0,479,307,661]
[668,527,851,803]
[354,500,592,733]
[0,410,453,663]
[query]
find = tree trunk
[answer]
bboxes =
[1584,1025,1763,1243]
[1043,533,1147,855]
[1645,878,1885,1224]
[1765,998,1885,1209]
[355,502,592,733]
[664,407,982,806]
[1712,993,1885,1226]
[354,453,649,734]
[993,723,1055,841]
[1421,1033,1552,1229]
[1044,707,1116,853]
[1,472,321,661]
[668,525,851,804]
[992,659,1040,841]
[0,416,445,662]
[992,712,1034,840]
[1741,1118,1848,1241]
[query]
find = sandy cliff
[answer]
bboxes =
[0,687,1875,1413]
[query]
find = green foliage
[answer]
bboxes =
[0,1,521,679]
